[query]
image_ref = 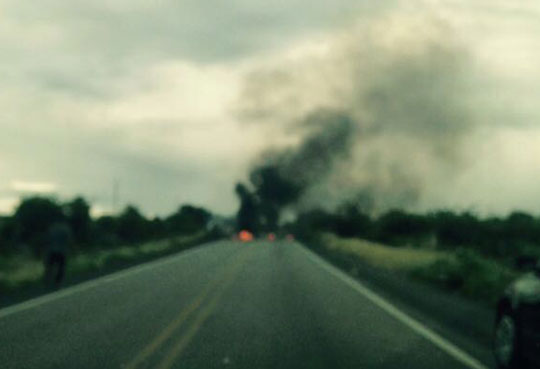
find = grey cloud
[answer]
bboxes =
[2,0,396,102]
[8,0,393,63]
[0,122,225,215]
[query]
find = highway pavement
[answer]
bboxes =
[0,240,493,369]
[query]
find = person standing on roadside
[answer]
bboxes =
[44,222,72,288]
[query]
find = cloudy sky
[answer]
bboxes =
[1,0,539,217]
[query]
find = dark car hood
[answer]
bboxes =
[506,272,540,307]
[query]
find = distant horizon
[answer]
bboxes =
[3,191,540,222]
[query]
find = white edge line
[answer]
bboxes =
[0,242,219,319]
[298,245,489,369]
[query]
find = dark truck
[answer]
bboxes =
[494,260,540,368]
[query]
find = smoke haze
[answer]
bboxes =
[237,14,483,215]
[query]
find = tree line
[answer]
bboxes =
[0,197,213,258]
[288,205,540,260]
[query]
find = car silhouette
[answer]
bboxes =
[494,260,540,368]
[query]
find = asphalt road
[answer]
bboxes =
[0,240,492,369]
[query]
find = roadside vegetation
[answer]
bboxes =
[0,232,210,291]
[321,233,448,272]
[287,206,538,305]
[0,196,226,294]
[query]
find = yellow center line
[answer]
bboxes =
[124,249,250,369]
[154,251,250,369]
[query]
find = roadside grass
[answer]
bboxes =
[0,231,209,292]
[0,256,43,290]
[319,233,519,305]
[322,233,449,272]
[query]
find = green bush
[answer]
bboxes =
[0,232,215,293]
[411,248,518,304]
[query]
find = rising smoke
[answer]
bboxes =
[235,13,481,227]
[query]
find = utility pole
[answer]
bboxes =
[113,179,120,214]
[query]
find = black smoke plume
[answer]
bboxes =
[235,14,480,229]
[235,109,355,232]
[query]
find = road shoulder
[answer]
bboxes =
[300,243,496,368]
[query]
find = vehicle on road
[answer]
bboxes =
[494,260,540,368]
